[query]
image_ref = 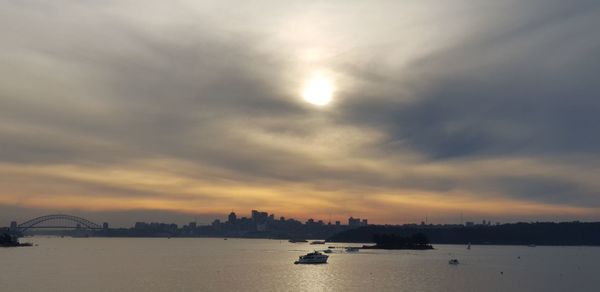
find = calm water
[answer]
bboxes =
[1,237,599,291]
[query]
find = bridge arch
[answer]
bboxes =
[17,214,102,232]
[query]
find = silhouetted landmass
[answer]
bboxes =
[327,222,600,246]
[0,232,31,247]
[14,210,600,246]
[362,233,434,250]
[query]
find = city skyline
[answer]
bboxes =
[4,208,512,236]
[0,207,565,229]
[2,1,600,224]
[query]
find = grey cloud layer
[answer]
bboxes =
[1,0,599,220]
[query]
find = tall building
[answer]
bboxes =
[212,219,221,230]
[348,217,368,227]
[348,217,361,227]
[228,212,237,224]
[251,210,268,223]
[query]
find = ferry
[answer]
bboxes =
[294,251,329,264]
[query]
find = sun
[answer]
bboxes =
[302,75,334,106]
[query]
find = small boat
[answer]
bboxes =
[323,249,333,254]
[345,247,360,252]
[449,259,459,265]
[289,239,308,243]
[310,241,326,245]
[294,251,329,264]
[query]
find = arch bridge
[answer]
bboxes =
[16,214,103,233]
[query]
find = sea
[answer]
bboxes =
[1,237,598,291]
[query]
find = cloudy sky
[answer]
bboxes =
[1,0,599,226]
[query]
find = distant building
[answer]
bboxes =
[251,210,268,223]
[348,217,361,227]
[189,222,197,229]
[102,222,109,230]
[465,221,474,227]
[362,219,368,226]
[335,221,341,226]
[212,219,221,230]
[228,212,237,224]
[257,223,267,232]
[10,221,17,231]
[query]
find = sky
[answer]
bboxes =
[1,1,600,226]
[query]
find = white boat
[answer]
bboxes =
[345,247,360,252]
[294,251,329,264]
[449,259,459,265]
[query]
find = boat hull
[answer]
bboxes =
[294,259,328,264]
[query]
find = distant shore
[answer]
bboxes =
[361,244,434,250]
[0,233,32,247]
[327,222,600,246]
[11,221,600,247]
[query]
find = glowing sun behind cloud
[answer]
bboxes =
[302,74,334,106]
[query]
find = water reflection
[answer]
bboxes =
[1,238,599,292]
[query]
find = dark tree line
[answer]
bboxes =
[328,222,600,246]
[364,233,433,249]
